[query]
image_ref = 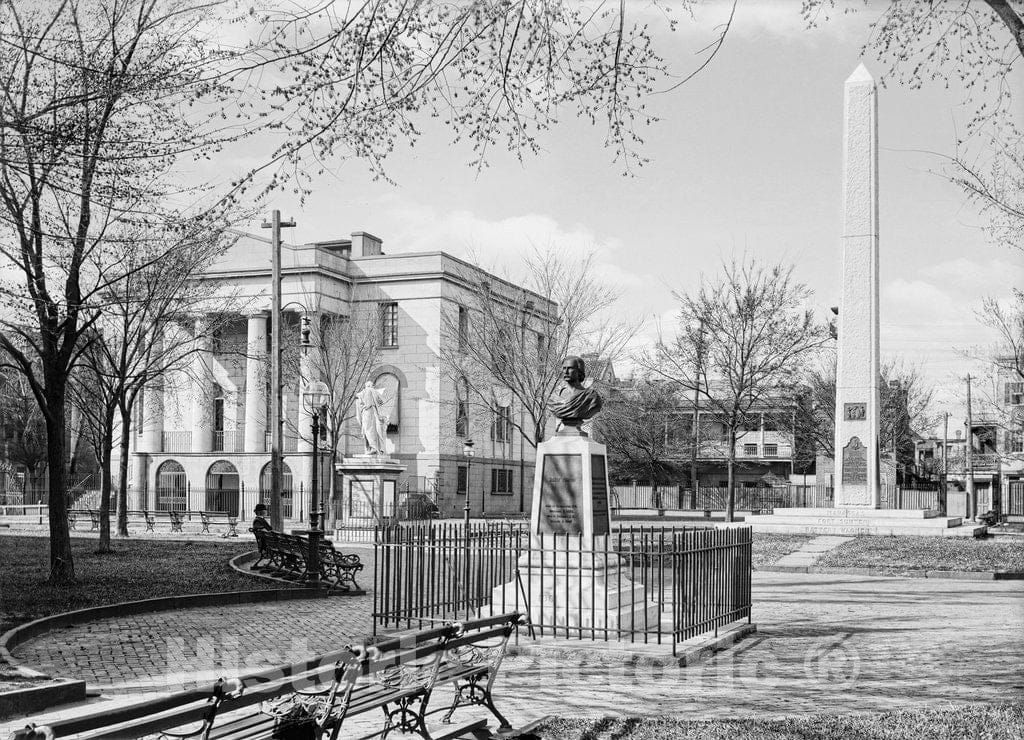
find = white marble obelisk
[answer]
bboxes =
[834,64,881,508]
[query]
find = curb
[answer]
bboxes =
[505,622,756,668]
[760,565,1024,580]
[0,588,327,675]
[0,679,86,721]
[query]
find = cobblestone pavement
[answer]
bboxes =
[6,572,1023,731]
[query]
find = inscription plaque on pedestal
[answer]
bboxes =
[538,454,583,534]
[842,436,867,485]
[590,454,610,536]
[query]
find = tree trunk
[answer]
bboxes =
[97,421,114,553]
[327,446,338,530]
[116,408,132,536]
[726,428,737,523]
[43,375,75,585]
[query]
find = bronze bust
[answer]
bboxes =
[550,356,602,433]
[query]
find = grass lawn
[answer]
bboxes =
[752,533,812,568]
[0,535,281,635]
[532,701,1024,739]
[815,535,1024,573]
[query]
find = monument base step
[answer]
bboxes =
[747,512,986,537]
[770,507,943,519]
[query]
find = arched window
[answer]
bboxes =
[204,460,240,516]
[375,372,400,432]
[155,460,187,512]
[259,461,293,519]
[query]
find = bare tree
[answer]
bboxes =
[802,0,1024,252]
[644,258,828,521]
[974,290,1024,463]
[596,380,690,490]
[441,250,635,450]
[68,224,238,550]
[793,356,941,473]
[0,365,48,498]
[0,0,719,583]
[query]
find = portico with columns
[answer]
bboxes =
[116,229,550,525]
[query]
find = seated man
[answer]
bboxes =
[251,503,273,534]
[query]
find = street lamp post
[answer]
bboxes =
[302,379,330,584]
[461,438,475,617]
[462,439,475,528]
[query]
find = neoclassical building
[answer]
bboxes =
[121,230,552,523]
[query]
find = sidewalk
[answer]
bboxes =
[3,571,1021,734]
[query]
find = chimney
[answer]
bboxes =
[351,231,383,256]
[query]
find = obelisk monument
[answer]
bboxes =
[834,64,881,508]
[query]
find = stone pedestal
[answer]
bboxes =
[490,433,660,634]
[335,455,406,525]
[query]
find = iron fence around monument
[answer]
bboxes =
[373,523,752,655]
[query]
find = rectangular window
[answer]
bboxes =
[380,302,398,347]
[491,468,513,494]
[743,443,758,456]
[1006,382,1024,406]
[1010,430,1024,454]
[456,401,468,437]
[135,392,145,436]
[458,306,469,353]
[491,405,512,443]
[456,465,468,495]
[764,443,778,457]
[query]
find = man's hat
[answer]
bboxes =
[254,504,268,514]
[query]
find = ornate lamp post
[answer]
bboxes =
[462,439,475,528]
[302,379,329,583]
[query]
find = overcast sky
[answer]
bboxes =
[231,1,1022,431]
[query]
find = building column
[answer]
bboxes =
[140,332,164,454]
[244,313,268,452]
[191,319,214,453]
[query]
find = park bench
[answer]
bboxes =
[142,509,185,533]
[201,510,239,537]
[251,530,363,591]
[66,509,101,531]
[8,613,525,740]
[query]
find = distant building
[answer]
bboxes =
[118,231,554,523]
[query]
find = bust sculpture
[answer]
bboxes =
[549,356,602,433]
[354,380,388,455]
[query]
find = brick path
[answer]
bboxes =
[5,572,1023,730]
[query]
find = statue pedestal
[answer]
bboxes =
[336,455,406,525]
[489,433,660,635]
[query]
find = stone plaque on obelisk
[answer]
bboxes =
[834,64,881,508]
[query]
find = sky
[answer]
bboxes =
[227,1,1023,432]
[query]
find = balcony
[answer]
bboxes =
[212,430,244,453]
[264,431,299,453]
[161,431,192,453]
[947,452,1002,473]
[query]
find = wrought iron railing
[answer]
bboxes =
[373,523,752,655]
[161,431,192,453]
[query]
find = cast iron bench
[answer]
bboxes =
[201,510,239,537]
[252,530,363,590]
[143,509,185,533]
[66,509,100,531]
[9,613,524,740]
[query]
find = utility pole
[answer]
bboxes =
[689,319,703,510]
[965,374,975,522]
[941,411,948,515]
[261,211,296,531]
